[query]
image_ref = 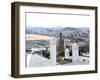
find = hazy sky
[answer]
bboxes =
[26,12,90,28]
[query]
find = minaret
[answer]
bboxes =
[60,32,63,39]
[57,32,64,56]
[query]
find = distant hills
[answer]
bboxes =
[26,26,89,35]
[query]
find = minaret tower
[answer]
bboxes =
[57,32,64,56]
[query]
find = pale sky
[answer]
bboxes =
[26,13,90,28]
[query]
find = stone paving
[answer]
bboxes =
[28,54,89,67]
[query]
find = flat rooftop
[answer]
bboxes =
[26,34,50,40]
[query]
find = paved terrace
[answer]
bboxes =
[28,54,89,67]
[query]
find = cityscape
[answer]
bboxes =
[25,26,90,67]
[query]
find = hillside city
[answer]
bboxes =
[25,27,90,67]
